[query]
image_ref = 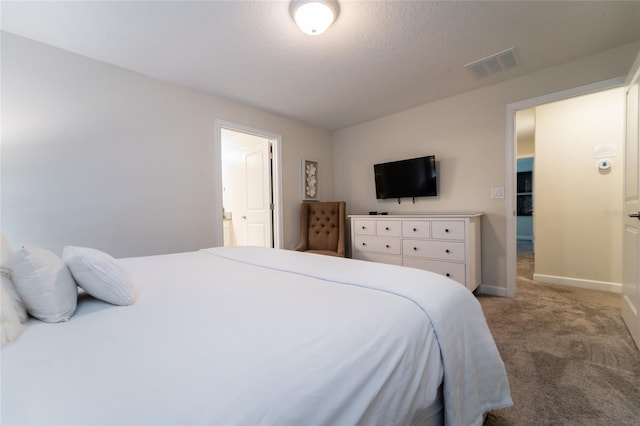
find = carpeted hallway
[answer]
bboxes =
[480,241,640,425]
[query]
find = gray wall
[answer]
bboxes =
[1,32,333,257]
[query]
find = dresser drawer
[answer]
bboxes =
[431,220,465,240]
[403,258,467,285]
[376,220,401,237]
[353,220,376,235]
[402,240,466,261]
[355,236,401,255]
[402,220,431,238]
[354,251,403,266]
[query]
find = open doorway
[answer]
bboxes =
[214,121,283,249]
[515,109,536,282]
[221,129,273,247]
[506,78,626,297]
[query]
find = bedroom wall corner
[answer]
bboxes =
[1,32,333,257]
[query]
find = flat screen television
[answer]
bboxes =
[374,155,437,200]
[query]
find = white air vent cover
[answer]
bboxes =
[465,48,518,78]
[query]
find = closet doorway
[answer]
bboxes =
[215,121,283,249]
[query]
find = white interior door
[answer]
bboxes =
[244,142,272,247]
[622,52,640,351]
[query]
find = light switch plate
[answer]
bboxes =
[491,187,505,199]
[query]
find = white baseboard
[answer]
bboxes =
[532,273,622,294]
[477,284,508,297]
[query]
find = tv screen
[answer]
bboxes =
[374,155,437,199]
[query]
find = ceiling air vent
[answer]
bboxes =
[465,48,518,79]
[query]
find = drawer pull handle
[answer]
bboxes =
[413,247,418,251]
[413,228,417,232]
[362,242,366,246]
[362,226,366,230]
[445,249,450,254]
[446,273,451,277]
[385,244,390,248]
[445,229,450,233]
[385,227,389,231]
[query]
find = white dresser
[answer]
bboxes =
[349,213,483,291]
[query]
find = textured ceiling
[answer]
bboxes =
[2,1,640,130]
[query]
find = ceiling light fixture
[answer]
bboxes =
[290,0,339,36]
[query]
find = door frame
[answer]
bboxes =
[505,76,626,297]
[214,119,283,249]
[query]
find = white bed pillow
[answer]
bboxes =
[11,247,77,323]
[1,232,14,270]
[63,246,137,306]
[1,233,27,345]
[1,275,27,346]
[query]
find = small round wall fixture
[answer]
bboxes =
[597,159,613,172]
[290,0,340,36]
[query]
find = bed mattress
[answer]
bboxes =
[1,246,511,425]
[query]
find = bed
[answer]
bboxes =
[1,246,511,425]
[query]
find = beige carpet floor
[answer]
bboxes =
[479,243,640,425]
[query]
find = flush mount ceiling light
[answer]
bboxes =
[290,0,339,36]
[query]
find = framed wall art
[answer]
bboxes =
[302,159,318,201]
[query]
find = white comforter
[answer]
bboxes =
[1,247,511,425]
